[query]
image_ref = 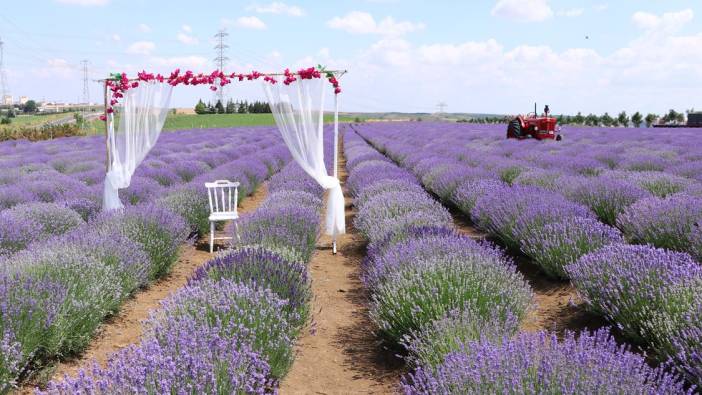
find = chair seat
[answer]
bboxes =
[209,212,238,221]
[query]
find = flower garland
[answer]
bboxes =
[100,65,342,121]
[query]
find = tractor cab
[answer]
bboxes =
[507,104,562,141]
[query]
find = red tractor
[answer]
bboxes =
[507,104,562,141]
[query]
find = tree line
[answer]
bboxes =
[194,99,271,115]
[460,108,695,127]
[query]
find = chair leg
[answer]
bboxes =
[234,220,241,242]
[210,221,215,253]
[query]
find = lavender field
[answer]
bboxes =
[347,122,702,392]
[1,122,702,394]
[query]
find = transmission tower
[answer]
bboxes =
[81,60,89,113]
[436,102,447,114]
[0,36,9,105]
[213,29,229,106]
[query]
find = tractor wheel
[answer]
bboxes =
[507,119,522,138]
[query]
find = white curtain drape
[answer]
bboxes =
[262,78,346,236]
[103,82,173,210]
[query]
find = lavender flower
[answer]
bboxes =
[520,216,623,279]
[42,316,273,394]
[617,194,702,259]
[190,245,311,328]
[150,279,295,379]
[402,329,691,394]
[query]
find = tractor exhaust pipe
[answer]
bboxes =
[535,102,537,116]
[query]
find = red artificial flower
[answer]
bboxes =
[106,107,114,113]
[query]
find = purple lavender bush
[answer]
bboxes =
[41,315,273,394]
[370,248,532,345]
[7,240,126,357]
[567,243,702,382]
[472,185,593,250]
[402,329,691,394]
[562,175,649,225]
[617,194,702,260]
[451,178,506,216]
[190,246,311,328]
[159,184,210,235]
[520,216,623,279]
[90,203,189,280]
[236,204,319,263]
[401,306,519,368]
[150,279,295,379]
[355,191,452,243]
[0,203,84,255]
[566,244,702,342]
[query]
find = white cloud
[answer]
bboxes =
[138,23,151,33]
[111,34,121,41]
[557,8,584,17]
[177,33,198,45]
[327,11,424,36]
[247,2,304,16]
[491,0,553,22]
[54,0,108,5]
[182,24,192,33]
[33,58,74,79]
[224,16,267,30]
[632,9,694,32]
[126,41,155,55]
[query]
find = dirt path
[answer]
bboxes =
[28,183,269,390]
[280,143,402,394]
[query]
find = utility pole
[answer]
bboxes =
[436,101,447,114]
[0,36,9,105]
[213,29,229,106]
[81,60,90,121]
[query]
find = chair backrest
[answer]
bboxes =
[205,180,240,214]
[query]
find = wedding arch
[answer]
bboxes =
[99,66,347,252]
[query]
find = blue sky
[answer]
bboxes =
[1,0,700,114]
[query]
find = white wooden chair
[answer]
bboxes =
[205,180,240,253]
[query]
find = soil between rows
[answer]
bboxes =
[280,141,403,394]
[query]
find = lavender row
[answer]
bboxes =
[353,122,702,387]
[344,130,533,369]
[0,127,291,392]
[353,122,702,261]
[40,134,331,393]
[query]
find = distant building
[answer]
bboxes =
[19,96,28,105]
[2,95,11,105]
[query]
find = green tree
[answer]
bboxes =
[600,112,614,127]
[225,99,236,114]
[585,114,600,126]
[238,100,247,114]
[194,99,207,114]
[6,108,15,118]
[573,112,585,124]
[1,117,11,124]
[617,111,629,127]
[23,100,37,113]
[631,112,643,128]
[215,100,225,114]
[73,112,85,128]
[645,113,658,128]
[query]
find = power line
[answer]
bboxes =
[81,59,89,121]
[0,36,9,103]
[213,29,229,105]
